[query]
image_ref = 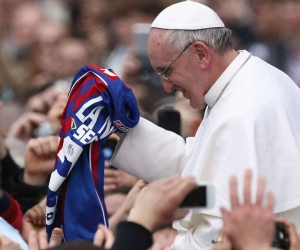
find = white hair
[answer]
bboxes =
[163,28,233,53]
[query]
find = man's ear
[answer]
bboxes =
[193,41,211,70]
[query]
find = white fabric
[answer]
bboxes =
[0,218,28,250]
[151,1,224,30]
[112,50,300,249]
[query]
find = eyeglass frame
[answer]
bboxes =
[157,42,193,82]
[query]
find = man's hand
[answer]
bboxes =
[93,224,115,248]
[128,174,197,232]
[48,92,67,135]
[0,236,21,250]
[22,204,46,243]
[24,136,59,185]
[104,162,139,194]
[220,169,275,250]
[25,87,61,114]
[7,112,48,142]
[108,180,147,233]
[28,228,62,250]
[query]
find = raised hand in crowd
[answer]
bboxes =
[93,224,115,248]
[6,112,48,142]
[219,169,275,250]
[0,235,21,250]
[25,86,62,114]
[47,92,67,135]
[104,162,139,194]
[28,228,63,250]
[24,136,59,186]
[22,204,46,243]
[128,174,197,233]
[109,179,147,234]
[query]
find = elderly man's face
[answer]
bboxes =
[147,29,207,110]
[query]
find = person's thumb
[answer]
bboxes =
[49,228,63,247]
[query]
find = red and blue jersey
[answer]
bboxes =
[46,65,139,241]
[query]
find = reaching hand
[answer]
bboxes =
[22,204,46,243]
[26,87,62,114]
[47,92,68,135]
[93,224,115,248]
[104,162,139,194]
[7,112,48,142]
[128,174,197,232]
[220,169,275,250]
[108,180,147,234]
[24,136,59,185]
[28,228,62,250]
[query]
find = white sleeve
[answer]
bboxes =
[111,117,186,182]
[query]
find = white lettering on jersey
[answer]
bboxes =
[99,116,115,139]
[73,124,89,140]
[75,96,103,128]
[80,129,96,144]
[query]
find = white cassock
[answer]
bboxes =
[112,50,300,249]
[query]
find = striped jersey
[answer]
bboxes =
[46,65,140,241]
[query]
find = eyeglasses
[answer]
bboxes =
[157,43,192,82]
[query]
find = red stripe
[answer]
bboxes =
[68,74,95,104]
[91,142,100,189]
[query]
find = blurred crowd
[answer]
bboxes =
[0,0,300,249]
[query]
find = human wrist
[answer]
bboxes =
[127,208,156,232]
[23,170,47,186]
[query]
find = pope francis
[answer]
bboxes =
[112,1,300,249]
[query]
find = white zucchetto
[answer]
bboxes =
[151,0,225,30]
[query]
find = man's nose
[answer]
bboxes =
[161,79,174,93]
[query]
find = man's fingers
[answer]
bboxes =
[169,176,197,206]
[38,231,48,249]
[243,169,252,205]
[104,168,120,178]
[27,138,43,156]
[229,175,239,208]
[93,225,105,246]
[49,228,63,247]
[104,184,117,192]
[28,231,39,250]
[99,225,115,248]
[104,177,121,186]
[32,205,45,226]
[255,176,265,206]
[266,191,274,211]
[27,113,48,124]
[49,136,60,153]
[28,136,59,157]
[130,179,147,193]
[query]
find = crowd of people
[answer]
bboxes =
[0,0,300,249]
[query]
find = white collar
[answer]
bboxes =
[204,50,251,108]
